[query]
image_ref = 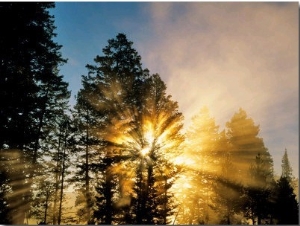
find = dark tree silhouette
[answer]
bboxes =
[274,176,299,224]
[281,148,293,182]
[72,91,101,224]
[274,150,298,224]
[78,33,149,224]
[0,2,68,155]
[0,2,69,223]
[242,153,274,224]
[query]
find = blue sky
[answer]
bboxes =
[50,2,298,178]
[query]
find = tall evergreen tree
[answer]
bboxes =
[225,108,274,185]
[281,148,293,182]
[78,33,184,224]
[72,87,101,224]
[225,108,274,224]
[0,3,69,223]
[50,115,74,225]
[130,73,183,224]
[92,153,119,224]
[77,33,149,224]
[0,2,68,155]
[273,150,299,224]
[180,107,220,224]
[274,176,299,224]
[213,130,243,224]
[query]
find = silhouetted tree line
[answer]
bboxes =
[0,2,298,225]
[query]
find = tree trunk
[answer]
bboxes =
[105,158,113,224]
[33,89,48,165]
[44,191,49,223]
[58,131,67,225]
[85,112,90,223]
[52,136,61,225]
[163,177,168,224]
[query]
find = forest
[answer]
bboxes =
[0,2,298,225]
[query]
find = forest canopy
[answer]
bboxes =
[0,2,298,225]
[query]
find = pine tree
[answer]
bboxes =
[213,130,243,224]
[132,73,183,224]
[273,150,299,224]
[93,157,118,224]
[0,3,69,223]
[225,108,274,224]
[225,108,274,185]
[281,148,293,182]
[275,177,299,224]
[38,112,73,225]
[72,83,101,224]
[78,33,184,224]
[77,33,148,223]
[180,107,219,224]
[0,2,68,154]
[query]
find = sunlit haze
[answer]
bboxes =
[51,2,298,178]
[1,2,299,224]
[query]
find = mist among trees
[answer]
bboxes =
[0,3,298,225]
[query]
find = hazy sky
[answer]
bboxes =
[51,2,299,178]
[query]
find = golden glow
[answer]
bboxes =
[173,174,192,190]
[140,123,156,156]
[141,146,151,156]
[87,72,185,223]
[144,130,155,145]
[173,153,195,167]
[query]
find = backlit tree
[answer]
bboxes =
[78,33,184,224]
